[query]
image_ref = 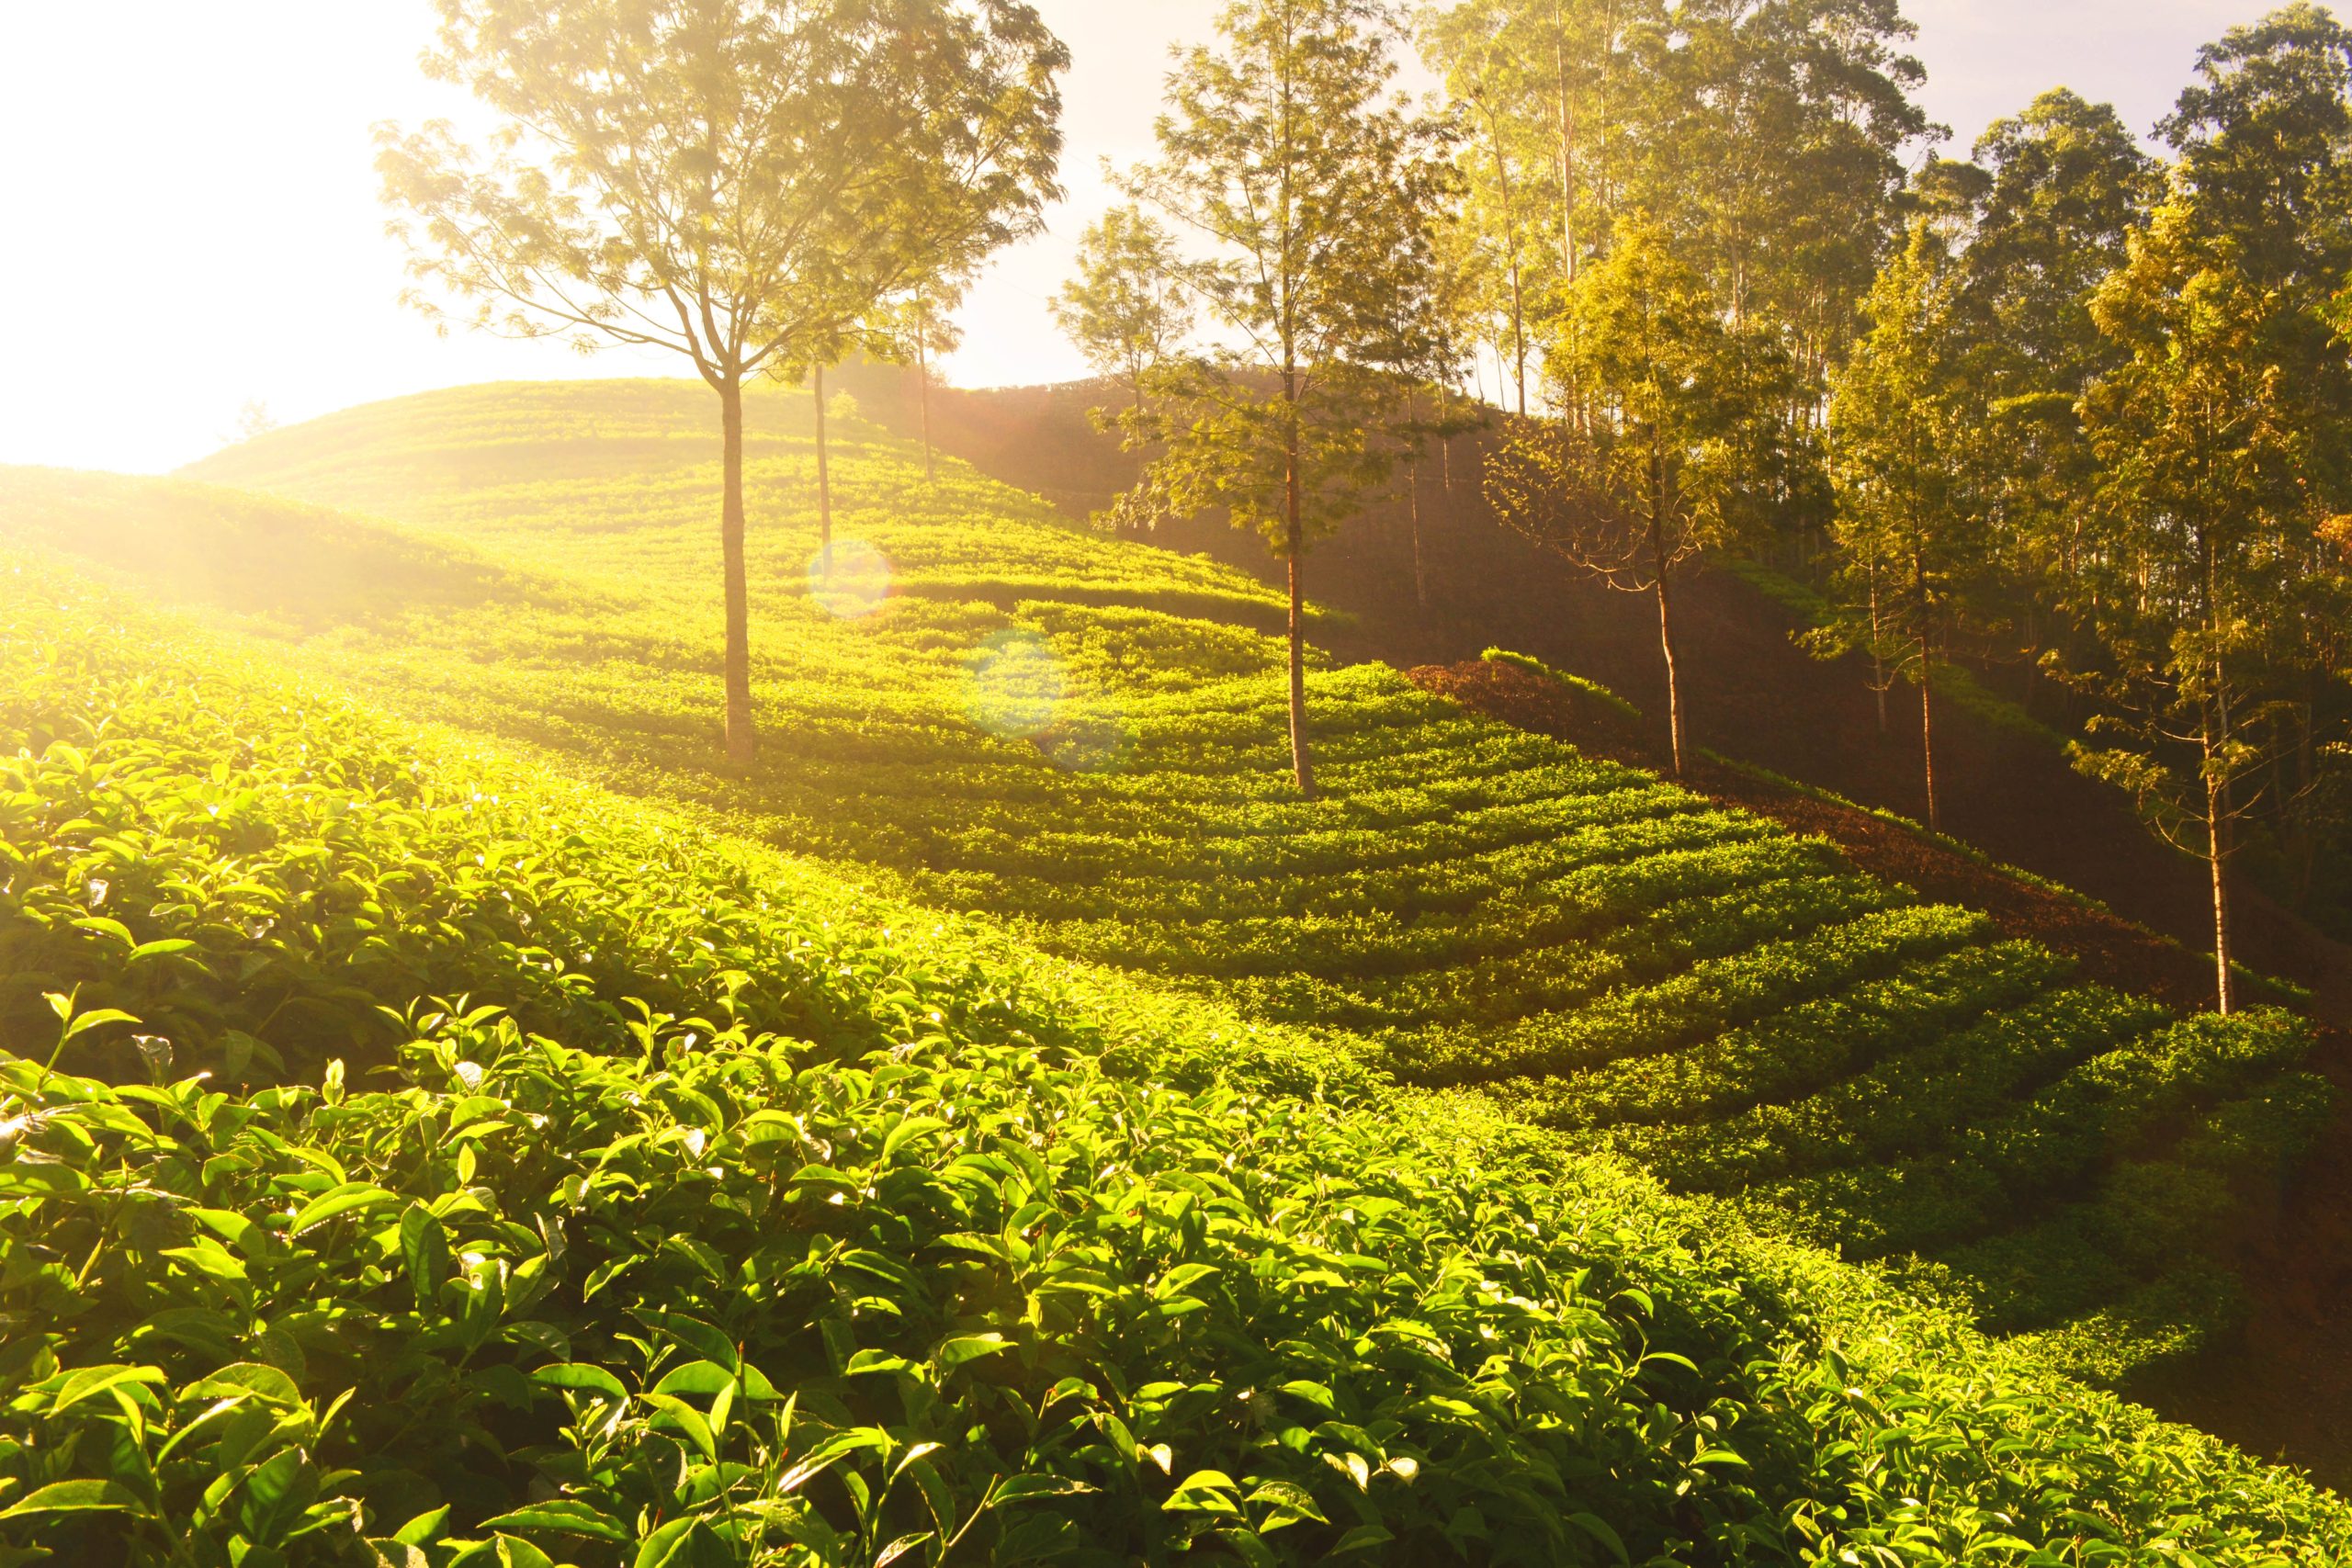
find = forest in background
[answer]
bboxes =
[1044,1,2352,1009]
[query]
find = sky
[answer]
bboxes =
[0,0,2297,474]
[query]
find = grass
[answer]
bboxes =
[3,554,2350,1562]
[0,378,2330,1381]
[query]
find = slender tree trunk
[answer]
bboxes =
[2201,522,2233,1014]
[1408,457,1428,611]
[1284,378,1316,798]
[1649,449,1684,777]
[814,365,833,567]
[2293,677,2318,908]
[1479,103,1530,418]
[1916,552,1939,831]
[2209,751,2237,1017]
[917,329,935,484]
[1510,269,1529,417]
[1869,570,1888,736]
[1919,650,1939,833]
[1655,565,1684,779]
[1555,0,1576,285]
[1438,381,1453,492]
[719,375,756,765]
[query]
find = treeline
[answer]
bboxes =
[1053,1,2352,1011]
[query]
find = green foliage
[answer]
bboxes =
[1050,207,1194,424]
[12,377,2334,1384]
[1415,0,1932,412]
[4,568,2351,1561]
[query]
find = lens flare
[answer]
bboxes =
[1039,711,1136,774]
[807,539,891,618]
[964,627,1068,739]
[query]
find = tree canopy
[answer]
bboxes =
[379,0,1068,761]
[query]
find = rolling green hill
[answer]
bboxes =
[8,379,2331,1394]
[5,546,2351,1563]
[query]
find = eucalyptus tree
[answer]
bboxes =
[1486,221,1780,776]
[1108,0,1453,796]
[1050,206,1195,432]
[2075,209,2303,1014]
[377,0,1068,764]
[1628,0,1930,399]
[1954,90,2159,682]
[2062,6,2352,1007]
[1821,221,1990,832]
[872,273,968,483]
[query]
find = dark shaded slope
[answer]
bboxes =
[837,361,2352,1010]
[831,363,2352,1486]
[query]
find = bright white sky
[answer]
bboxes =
[0,0,2290,473]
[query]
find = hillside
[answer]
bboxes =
[821,365,2352,1004]
[2,377,2321,1400]
[6,524,2352,1562]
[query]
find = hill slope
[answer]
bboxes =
[14,381,2333,1393]
[819,365,2352,1000]
[6,547,2352,1562]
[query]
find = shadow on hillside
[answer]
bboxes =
[832,359,2352,1492]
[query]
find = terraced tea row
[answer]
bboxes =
[4,378,2324,1382]
[4,559,2348,1563]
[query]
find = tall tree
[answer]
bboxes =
[1486,220,1777,775]
[377,0,1066,765]
[2075,208,2308,1014]
[2061,6,2352,1009]
[1821,220,1990,832]
[1631,0,1930,394]
[2160,1,2352,293]
[1954,90,2160,694]
[1419,0,1645,288]
[871,274,969,483]
[1110,0,1452,795]
[1050,207,1194,432]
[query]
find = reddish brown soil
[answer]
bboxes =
[844,361,2352,1486]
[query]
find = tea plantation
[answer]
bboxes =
[0,378,2342,1558]
[9,555,2352,1564]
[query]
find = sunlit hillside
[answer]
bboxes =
[8,548,2350,1560]
[3,381,2329,1398]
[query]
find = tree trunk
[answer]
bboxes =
[1919,649,1939,833]
[1917,552,1939,831]
[1656,568,1684,779]
[1649,444,1685,778]
[719,375,756,765]
[1554,0,1576,285]
[1408,457,1427,611]
[917,330,935,484]
[2209,759,2237,1017]
[1510,268,1529,417]
[1868,572,1888,736]
[1285,396,1317,798]
[1438,381,1453,491]
[814,364,833,567]
[1480,105,1530,419]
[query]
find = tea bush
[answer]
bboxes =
[3,566,2351,1562]
[0,378,2325,1384]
